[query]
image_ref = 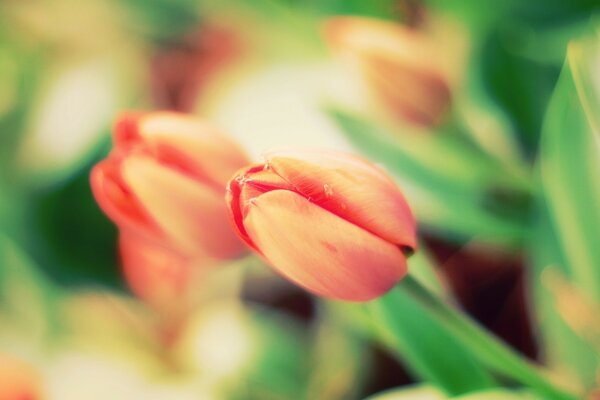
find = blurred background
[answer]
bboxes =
[1,0,599,399]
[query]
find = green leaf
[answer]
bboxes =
[539,32,600,302]
[369,296,495,396]
[366,384,445,400]
[532,31,600,391]
[0,234,60,345]
[366,386,542,400]
[232,305,310,400]
[327,248,495,396]
[368,282,496,395]
[454,388,542,400]
[306,307,369,400]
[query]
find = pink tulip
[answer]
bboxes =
[324,16,451,127]
[91,111,249,306]
[226,149,417,301]
[0,354,43,400]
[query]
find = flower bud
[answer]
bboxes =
[226,149,416,301]
[118,232,203,313]
[324,16,451,127]
[91,111,250,305]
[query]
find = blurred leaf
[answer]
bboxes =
[366,384,445,400]
[302,0,400,20]
[0,35,44,182]
[0,234,59,345]
[539,32,600,304]
[531,31,600,391]
[368,281,496,396]
[26,145,121,288]
[306,306,369,400]
[58,291,167,374]
[328,108,528,245]
[454,388,542,399]
[242,305,309,400]
[367,386,542,400]
[329,250,498,396]
[479,29,560,154]
[176,301,309,400]
[118,0,201,42]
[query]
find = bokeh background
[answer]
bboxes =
[1,0,599,399]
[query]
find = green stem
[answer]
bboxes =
[397,275,575,400]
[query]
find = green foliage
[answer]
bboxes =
[26,151,122,288]
[531,31,600,391]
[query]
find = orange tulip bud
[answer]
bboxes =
[226,149,416,301]
[119,232,204,312]
[91,112,250,305]
[0,354,43,400]
[324,16,451,127]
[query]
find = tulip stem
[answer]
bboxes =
[397,275,576,400]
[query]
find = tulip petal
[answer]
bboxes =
[226,164,265,253]
[243,189,407,301]
[121,155,245,259]
[119,232,193,309]
[324,17,438,73]
[364,54,450,126]
[264,149,416,251]
[90,158,163,241]
[118,112,249,188]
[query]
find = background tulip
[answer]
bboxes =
[324,16,451,128]
[226,148,417,301]
[91,111,249,306]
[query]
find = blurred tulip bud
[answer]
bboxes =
[226,149,416,301]
[91,111,249,305]
[0,353,43,400]
[118,232,204,313]
[324,16,451,127]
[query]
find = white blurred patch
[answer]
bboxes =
[175,302,255,382]
[205,61,366,160]
[45,352,211,400]
[18,59,119,176]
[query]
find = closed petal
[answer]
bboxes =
[116,112,249,188]
[365,54,450,126]
[119,232,193,309]
[226,164,265,253]
[121,155,246,259]
[243,190,407,301]
[324,17,438,74]
[264,149,416,251]
[90,158,163,241]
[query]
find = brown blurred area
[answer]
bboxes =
[150,23,243,112]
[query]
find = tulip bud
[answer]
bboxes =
[226,149,416,301]
[91,111,250,305]
[118,232,204,312]
[0,353,43,400]
[324,16,451,127]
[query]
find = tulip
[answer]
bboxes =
[0,353,43,400]
[324,16,451,127]
[118,232,204,312]
[91,111,249,306]
[226,148,417,301]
